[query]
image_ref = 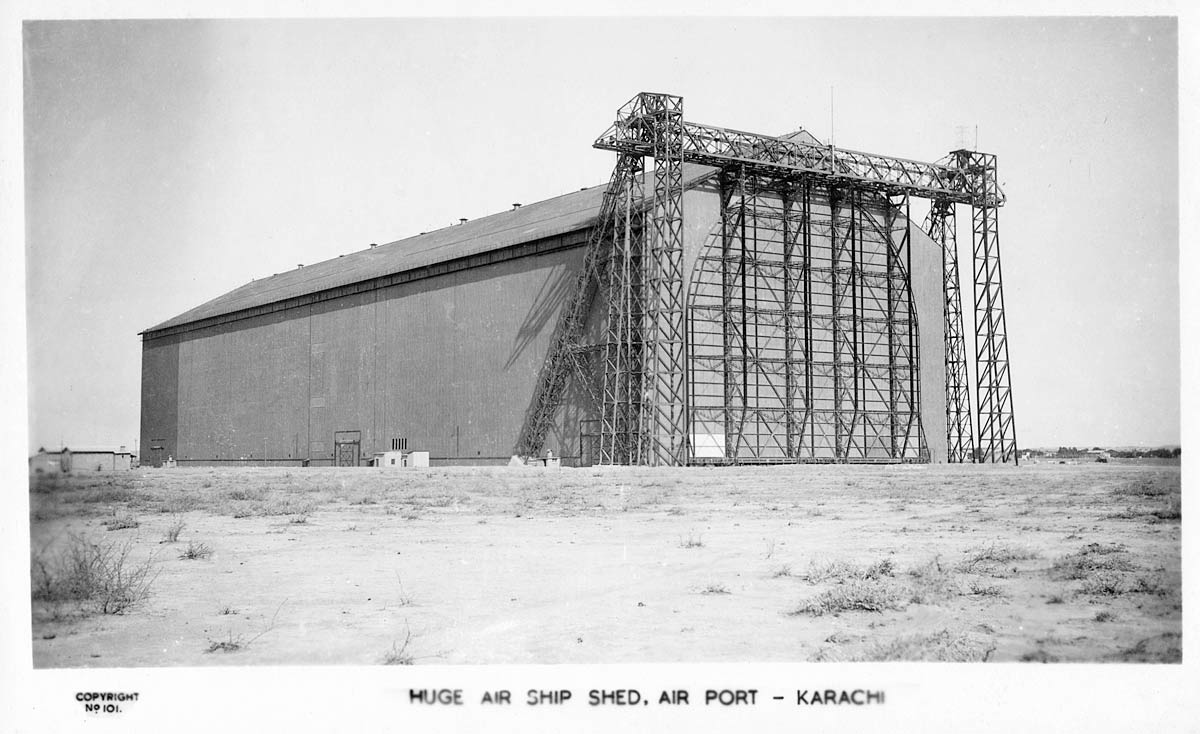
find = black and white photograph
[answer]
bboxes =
[1,5,1194,732]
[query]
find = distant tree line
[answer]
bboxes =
[1109,447,1181,459]
[1019,446,1181,459]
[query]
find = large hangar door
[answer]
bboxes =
[334,430,362,467]
[686,181,926,464]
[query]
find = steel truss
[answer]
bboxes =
[518,92,1016,465]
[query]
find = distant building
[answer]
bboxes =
[29,446,135,475]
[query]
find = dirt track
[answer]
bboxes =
[28,462,1182,666]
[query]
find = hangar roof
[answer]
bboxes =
[144,162,720,335]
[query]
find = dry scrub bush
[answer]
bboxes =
[158,494,201,514]
[1079,571,1168,597]
[1105,633,1182,663]
[801,558,895,584]
[102,512,140,531]
[162,517,186,543]
[818,629,991,662]
[383,627,415,665]
[1049,545,1137,580]
[179,541,213,560]
[1111,477,1174,498]
[955,543,1040,577]
[223,487,266,503]
[906,558,959,604]
[790,580,906,615]
[31,534,157,614]
[1153,496,1181,521]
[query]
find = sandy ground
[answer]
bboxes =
[27,462,1181,666]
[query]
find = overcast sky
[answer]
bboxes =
[21,16,1179,452]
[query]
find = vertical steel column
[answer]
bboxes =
[719,171,740,462]
[885,196,904,458]
[851,190,864,458]
[801,182,814,460]
[641,93,688,466]
[738,174,750,459]
[904,195,922,459]
[600,156,646,464]
[924,198,974,463]
[957,150,1017,464]
[829,186,842,460]
[782,186,796,459]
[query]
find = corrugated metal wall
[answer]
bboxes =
[141,243,587,466]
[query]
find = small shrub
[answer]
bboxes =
[907,557,959,604]
[102,513,140,531]
[968,580,1004,597]
[772,564,794,579]
[801,558,894,584]
[701,583,730,595]
[1095,610,1117,622]
[1105,632,1182,663]
[1079,572,1125,596]
[1078,542,1126,555]
[179,541,213,560]
[1112,478,1171,498]
[162,517,186,543]
[205,599,286,653]
[790,580,906,616]
[205,630,243,653]
[395,573,415,607]
[31,534,157,614]
[1151,497,1181,521]
[383,625,415,665]
[956,543,1039,574]
[842,630,990,662]
[81,488,135,505]
[288,514,309,525]
[1128,572,1169,596]
[159,495,200,514]
[217,603,238,615]
[679,532,704,549]
[223,487,264,502]
[1050,546,1137,580]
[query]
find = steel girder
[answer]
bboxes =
[597,116,1005,205]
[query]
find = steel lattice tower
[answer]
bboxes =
[641,94,688,466]
[956,150,1017,464]
[518,92,1017,466]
